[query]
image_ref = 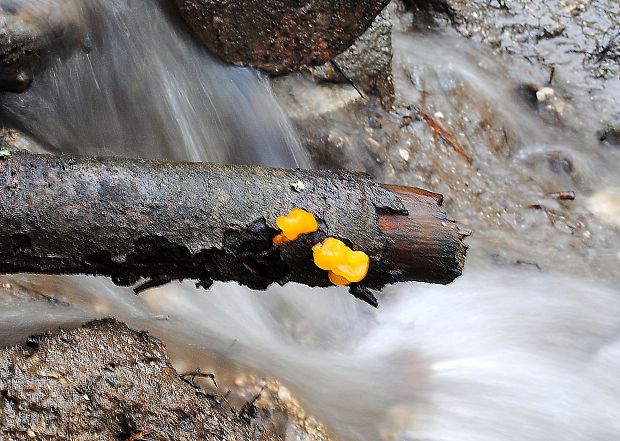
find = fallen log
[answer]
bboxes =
[0,151,467,305]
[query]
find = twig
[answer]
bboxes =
[237,387,266,423]
[127,430,154,441]
[545,191,575,201]
[516,260,542,271]
[593,31,620,65]
[547,65,556,85]
[220,389,236,413]
[180,369,218,389]
[416,107,472,164]
[330,60,365,99]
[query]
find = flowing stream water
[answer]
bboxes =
[1,1,619,440]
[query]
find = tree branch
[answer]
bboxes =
[0,151,467,304]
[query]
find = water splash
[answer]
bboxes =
[2,268,619,441]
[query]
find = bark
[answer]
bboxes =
[0,151,467,304]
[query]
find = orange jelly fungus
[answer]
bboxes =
[312,237,347,270]
[332,248,370,283]
[313,237,370,284]
[272,233,288,246]
[273,208,319,244]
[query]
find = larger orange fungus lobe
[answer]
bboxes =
[273,208,319,245]
[312,237,370,285]
[312,237,347,270]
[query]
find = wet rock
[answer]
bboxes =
[402,0,457,28]
[0,0,82,92]
[309,5,395,107]
[0,128,47,153]
[273,74,396,174]
[0,319,280,440]
[173,0,391,75]
[400,0,620,149]
[229,375,339,441]
[536,87,555,102]
[599,112,620,149]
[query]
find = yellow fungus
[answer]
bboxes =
[331,248,370,283]
[273,208,318,245]
[312,237,370,285]
[312,237,347,270]
[328,271,351,286]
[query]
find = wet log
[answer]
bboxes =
[0,151,467,305]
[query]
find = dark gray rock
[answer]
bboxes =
[173,0,391,75]
[309,6,395,106]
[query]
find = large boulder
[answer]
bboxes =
[174,0,391,74]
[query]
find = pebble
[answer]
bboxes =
[587,188,620,227]
[536,87,555,102]
[278,385,292,402]
[290,180,305,192]
[399,148,410,162]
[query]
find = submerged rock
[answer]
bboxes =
[173,0,391,75]
[587,187,620,228]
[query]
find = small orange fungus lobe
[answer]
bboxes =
[312,237,370,284]
[273,208,318,244]
[328,271,351,286]
[272,233,289,246]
